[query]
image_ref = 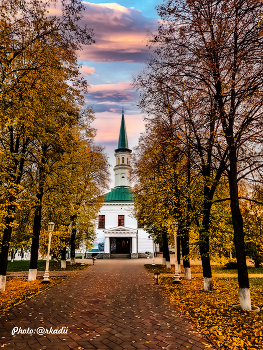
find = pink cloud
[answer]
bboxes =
[87,81,137,103]
[95,3,131,14]
[78,3,158,62]
[46,2,157,62]
[80,65,96,76]
[89,81,132,92]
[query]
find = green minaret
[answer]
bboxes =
[118,110,128,149]
[114,110,132,187]
[115,110,131,153]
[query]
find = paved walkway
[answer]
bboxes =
[0,259,216,350]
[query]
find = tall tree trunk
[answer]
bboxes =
[162,244,166,265]
[182,144,191,280]
[182,227,191,280]
[162,229,170,268]
[0,213,14,292]
[61,247,67,268]
[70,215,77,265]
[229,145,251,310]
[0,135,27,291]
[28,168,45,281]
[177,234,181,266]
[176,233,181,273]
[200,189,213,291]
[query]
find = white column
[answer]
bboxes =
[132,237,137,253]
[105,237,110,253]
[173,223,180,283]
[42,231,52,283]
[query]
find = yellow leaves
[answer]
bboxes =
[0,276,65,313]
[152,271,263,349]
[39,228,69,257]
[133,133,187,236]
[6,52,14,61]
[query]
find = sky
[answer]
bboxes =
[78,1,161,185]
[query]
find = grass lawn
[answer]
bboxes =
[0,276,66,313]
[7,259,88,272]
[212,265,263,275]
[145,264,263,349]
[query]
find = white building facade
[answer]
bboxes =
[89,112,153,258]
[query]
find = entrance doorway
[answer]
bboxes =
[110,237,131,254]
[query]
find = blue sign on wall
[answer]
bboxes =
[89,239,105,252]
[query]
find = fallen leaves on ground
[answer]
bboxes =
[0,276,66,313]
[145,265,263,349]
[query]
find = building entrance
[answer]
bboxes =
[110,237,131,254]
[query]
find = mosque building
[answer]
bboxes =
[89,111,154,258]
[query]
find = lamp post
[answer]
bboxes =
[81,233,85,266]
[173,222,181,284]
[152,238,155,266]
[42,222,55,283]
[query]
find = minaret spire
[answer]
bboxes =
[114,110,132,187]
[118,109,129,150]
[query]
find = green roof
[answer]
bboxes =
[104,186,134,202]
[118,111,129,149]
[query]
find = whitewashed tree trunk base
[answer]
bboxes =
[233,304,260,312]
[162,258,166,265]
[166,261,171,269]
[203,277,212,291]
[70,258,75,265]
[239,288,252,311]
[28,269,37,281]
[184,267,191,280]
[61,260,66,269]
[0,275,6,292]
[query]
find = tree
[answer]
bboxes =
[0,0,94,291]
[133,122,189,271]
[42,122,110,265]
[241,184,263,267]
[134,59,229,290]
[153,0,263,309]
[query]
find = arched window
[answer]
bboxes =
[118,158,120,165]
[127,158,129,165]
[122,157,124,164]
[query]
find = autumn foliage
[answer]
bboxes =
[0,276,66,313]
[134,0,263,308]
[145,264,263,349]
[0,0,109,287]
